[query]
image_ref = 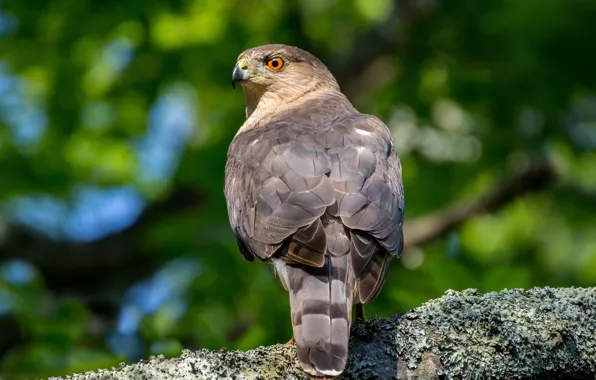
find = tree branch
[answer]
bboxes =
[49,287,596,379]
[403,161,557,249]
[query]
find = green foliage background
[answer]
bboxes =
[0,0,595,378]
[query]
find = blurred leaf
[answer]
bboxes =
[481,266,532,292]
[426,255,477,293]
[149,339,182,357]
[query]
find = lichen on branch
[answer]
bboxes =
[50,287,596,380]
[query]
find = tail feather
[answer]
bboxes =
[287,255,354,377]
[357,250,391,303]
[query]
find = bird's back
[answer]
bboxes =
[225,93,404,376]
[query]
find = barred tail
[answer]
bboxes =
[286,255,354,377]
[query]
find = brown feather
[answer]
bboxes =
[287,255,353,377]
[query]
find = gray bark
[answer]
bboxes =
[50,287,596,380]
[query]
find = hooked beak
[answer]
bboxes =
[232,60,250,89]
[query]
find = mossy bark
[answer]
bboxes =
[50,287,596,380]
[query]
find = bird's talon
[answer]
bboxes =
[356,303,367,324]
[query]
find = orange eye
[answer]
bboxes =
[266,57,284,71]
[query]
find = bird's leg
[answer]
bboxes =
[356,302,366,324]
[286,312,295,344]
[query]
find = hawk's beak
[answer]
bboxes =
[232,60,250,89]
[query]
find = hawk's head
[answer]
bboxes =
[232,44,340,116]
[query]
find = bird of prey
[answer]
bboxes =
[225,44,404,377]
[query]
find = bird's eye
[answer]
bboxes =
[266,57,284,71]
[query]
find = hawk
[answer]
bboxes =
[225,44,404,377]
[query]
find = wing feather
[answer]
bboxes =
[323,115,404,302]
[224,110,404,303]
[225,124,334,262]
